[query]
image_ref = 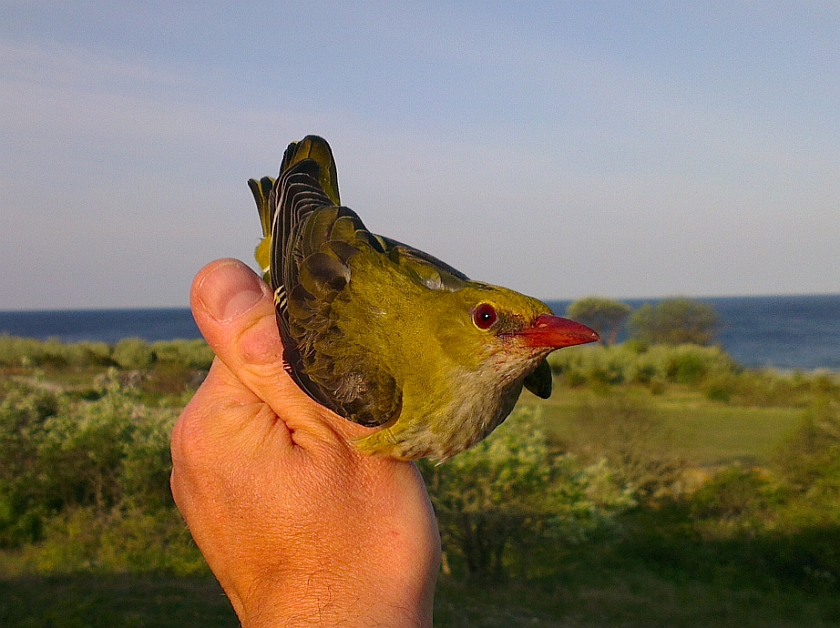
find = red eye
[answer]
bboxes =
[472,303,498,330]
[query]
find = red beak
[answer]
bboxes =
[519,314,599,349]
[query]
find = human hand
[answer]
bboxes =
[170,259,440,627]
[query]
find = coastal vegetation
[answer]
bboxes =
[1,331,840,627]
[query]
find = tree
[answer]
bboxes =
[628,298,720,346]
[566,297,632,346]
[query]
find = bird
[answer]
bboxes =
[248,136,598,462]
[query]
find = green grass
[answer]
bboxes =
[435,573,840,627]
[0,574,235,628]
[535,387,803,466]
[4,567,840,628]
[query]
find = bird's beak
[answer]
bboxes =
[519,314,599,349]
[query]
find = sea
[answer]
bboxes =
[0,295,838,371]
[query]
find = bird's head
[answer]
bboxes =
[435,284,599,385]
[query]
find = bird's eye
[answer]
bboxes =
[472,303,498,330]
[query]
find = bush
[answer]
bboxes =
[151,339,214,370]
[690,466,777,521]
[0,335,114,368]
[0,380,61,546]
[0,376,178,549]
[0,335,214,372]
[704,375,734,402]
[419,406,634,580]
[16,505,206,575]
[112,338,155,370]
[777,397,840,492]
[666,351,708,384]
[548,343,738,390]
[569,392,687,500]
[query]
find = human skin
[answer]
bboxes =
[170,259,440,627]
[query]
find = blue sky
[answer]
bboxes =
[1,1,838,309]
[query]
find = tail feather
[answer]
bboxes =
[279,135,340,206]
[247,176,275,278]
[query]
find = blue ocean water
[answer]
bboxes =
[0,295,838,370]
[0,308,201,345]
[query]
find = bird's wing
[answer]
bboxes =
[266,138,403,426]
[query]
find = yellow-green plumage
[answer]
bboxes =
[250,136,597,461]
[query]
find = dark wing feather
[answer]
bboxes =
[270,148,400,426]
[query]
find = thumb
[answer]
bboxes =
[189,258,374,445]
[190,259,305,410]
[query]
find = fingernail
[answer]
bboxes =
[198,261,266,323]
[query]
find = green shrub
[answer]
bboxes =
[151,339,214,370]
[420,406,634,580]
[704,375,735,402]
[0,376,178,548]
[568,392,686,499]
[14,505,206,575]
[777,397,840,491]
[0,380,61,546]
[112,338,155,370]
[666,351,707,384]
[78,342,114,366]
[0,335,117,368]
[690,466,777,521]
[739,371,838,407]
[548,343,737,390]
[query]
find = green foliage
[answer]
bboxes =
[151,339,214,370]
[0,335,213,372]
[568,393,687,500]
[0,380,61,545]
[0,338,213,573]
[0,335,113,368]
[420,406,634,581]
[690,466,781,521]
[112,338,156,370]
[13,506,206,575]
[629,298,721,346]
[548,342,738,389]
[0,375,179,555]
[777,397,840,493]
[703,370,837,408]
[546,327,776,401]
[565,297,632,346]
